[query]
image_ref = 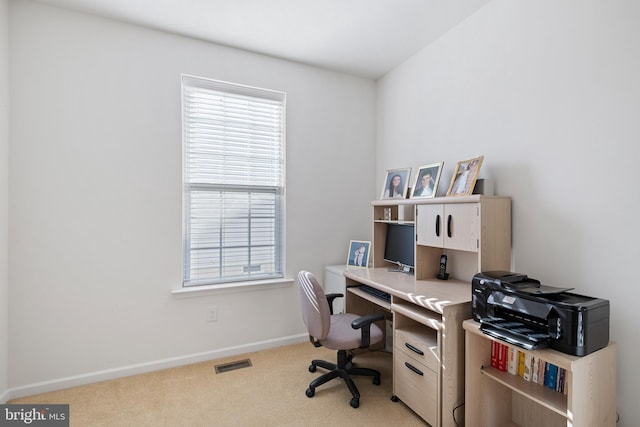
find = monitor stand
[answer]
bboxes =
[387,265,413,275]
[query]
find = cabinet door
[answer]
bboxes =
[416,204,444,247]
[444,203,479,252]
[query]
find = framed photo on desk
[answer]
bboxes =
[380,168,411,199]
[446,155,484,196]
[347,240,370,268]
[411,162,443,199]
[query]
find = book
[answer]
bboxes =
[517,351,525,377]
[523,353,533,381]
[531,356,540,383]
[491,341,499,369]
[536,359,546,385]
[507,346,518,375]
[497,343,508,371]
[557,368,565,393]
[544,363,558,390]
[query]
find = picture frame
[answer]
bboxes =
[346,240,371,268]
[380,168,411,199]
[411,162,444,199]
[446,155,484,196]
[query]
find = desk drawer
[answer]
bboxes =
[395,326,438,372]
[393,350,437,425]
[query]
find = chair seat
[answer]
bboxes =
[320,313,384,350]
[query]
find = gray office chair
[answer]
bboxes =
[297,270,385,408]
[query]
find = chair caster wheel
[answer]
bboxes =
[306,388,315,398]
[308,364,316,373]
[373,376,380,385]
[350,398,359,408]
[391,395,399,402]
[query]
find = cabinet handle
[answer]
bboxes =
[405,343,424,355]
[435,214,440,237]
[447,214,452,238]
[404,361,424,376]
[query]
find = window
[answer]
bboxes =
[182,75,285,287]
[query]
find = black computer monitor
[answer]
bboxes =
[383,223,415,273]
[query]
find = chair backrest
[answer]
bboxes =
[298,271,331,341]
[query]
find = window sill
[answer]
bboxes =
[171,277,294,298]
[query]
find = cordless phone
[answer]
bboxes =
[437,254,449,280]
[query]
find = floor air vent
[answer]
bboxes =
[215,359,252,374]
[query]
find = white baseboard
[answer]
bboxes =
[4,333,308,402]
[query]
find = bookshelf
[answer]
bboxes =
[463,319,617,427]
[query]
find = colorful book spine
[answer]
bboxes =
[544,363,558,390]
[536,359,546,385]
[497,343,508,371]
[517,351,525,377]
[507,346,518,375]
[531,356,539,383]
[523,353,533,381]
[491,341,499,369]
[557,368,566,393]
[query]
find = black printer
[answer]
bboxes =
[472,271,610,356]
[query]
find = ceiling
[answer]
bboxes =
[34,0,491,79]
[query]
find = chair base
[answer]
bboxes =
[305,349,381,408]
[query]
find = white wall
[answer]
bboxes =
[10,0,637,421]
[377,0,639,424]
[7,0,375,396]
[0,0,10,403]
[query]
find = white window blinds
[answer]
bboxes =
[182,75,285,286]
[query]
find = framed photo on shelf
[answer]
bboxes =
[446,155,484,196]
[346,240,371,268]
[411,162,444,199]
[380,168,411,199]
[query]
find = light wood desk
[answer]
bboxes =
[344,267,472,427]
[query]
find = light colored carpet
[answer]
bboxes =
[10,342,428,426]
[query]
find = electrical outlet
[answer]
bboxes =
[207,306,218,322]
